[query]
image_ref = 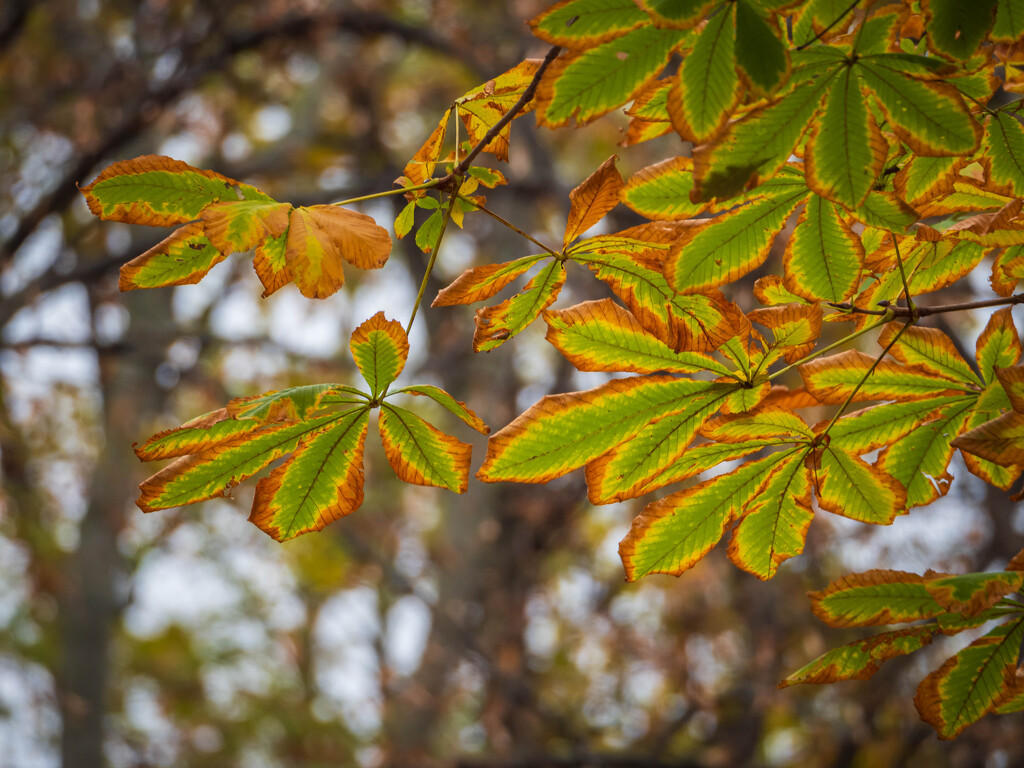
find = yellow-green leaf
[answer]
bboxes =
[537,26,681,127]
[478,375,717,483]
[349,312,409,397]
[620,452,787,581]
[809,569,946,627]
[473,260,566,351]
[727,448,814,580]
[81,155,250,226]
[668,6,739,143]
[914,617,1024,739]
[118,222,226,291]
[249,408,370,541]
[379,404,471,493]
[544,299,732,376]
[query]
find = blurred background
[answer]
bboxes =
[1,1,1022,766]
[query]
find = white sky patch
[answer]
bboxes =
[268,289,348,357]
[0,345,99,393]
[830,459,990,573]
[253,106,293,143]
[2,282,91,344]
[314,586,382,737]
[0,656,59,768]
[384,595,431,677]
[171,259,234,324]
[1,216,62,295]
[124,550,243,638]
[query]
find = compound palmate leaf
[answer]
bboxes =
[82,155,392,298]
[135,315,485,541]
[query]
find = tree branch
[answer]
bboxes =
[0,9,471,265]
[827,292,1024,318]
[438,44,562,191]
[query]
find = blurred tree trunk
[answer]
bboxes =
[58,285,171,767]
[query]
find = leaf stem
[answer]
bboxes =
[331,180,438,207]
[768,313,893,382]
[817,318,912,440]
[892,232,917,318]
[457,195,562,258]
[406,184,461,334]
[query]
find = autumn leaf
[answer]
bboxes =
[285,205,392,299]
[563,155,625,246]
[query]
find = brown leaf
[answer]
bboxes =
[564,155,625,247]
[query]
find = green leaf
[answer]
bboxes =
[923,0,999,60]
[733,0,788,95]
[478,375,719,483]
[569,239,745,352]
[669,6,739,142]
[783,195,864,302]
[81,155,255,227]
[530,0,649,46]
[727,448,814,580]
[850,190,919,232]
[349,312,410,398]
[539,25,682,126]
[780,626,938,687]
[694,69,836,201]
[137,414,341,512]
[544,299,732,376]
[585,383,738,503]
[877,400,974,507]
[621,157,710,220]
[816,444,906,524]
[806,68,887,209]
[637,0,719,28]
[390,385,490,434]
[415,209,445,253]
[249,408,371,541]
[395,200,416,239]
[800,350,975,404]
[665,182,808,293]
[473,260,566,351]
[823,397,972,454]
[993,0,1024,40]
[882,324,981,386]
[118,222,226,291]
[229,383,348,421]
[925,571,1024,616]
[915,617,1024,739]
[620,452,787,580]
[379,404,472,492]
[986,111,1024,196]
[859,58,982,156]
[809,570,946,627]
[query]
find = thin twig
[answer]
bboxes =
[796,0,861,50]
[330,180,438,207]
[437,44,561,188]
[406,187,461,334]
[892,232,916,317]
[768,313,893,382]
[458,195,561,258]
[817,318,912,440]
[827,292,1024,319]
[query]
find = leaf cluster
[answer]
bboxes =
[81,0,1024,739]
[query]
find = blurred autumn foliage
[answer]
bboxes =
[1,1,1023,767]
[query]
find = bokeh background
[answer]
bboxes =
[1,1,1022,766]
